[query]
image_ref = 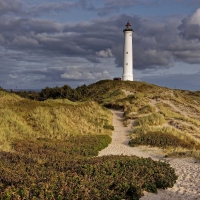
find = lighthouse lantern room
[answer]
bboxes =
[122,21,133,81]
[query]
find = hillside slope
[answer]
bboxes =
[4,80,200,156]
[0,90,113,151]
[81,80,200,158]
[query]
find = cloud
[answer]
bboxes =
[96,48,113,58]
[0,0,22,16]
[104,0,147,7]
[28,1,78,16]
[78,0,153,17]
[189,8,200,25]
[141,72,200,91]
[9,74,18,79]
[2,3,200,88]
[1,11,200,72]
[1,10,200,71]
[178,8,200,40]
[61,69,111,80]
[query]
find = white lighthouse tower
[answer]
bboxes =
[122,22,133,81]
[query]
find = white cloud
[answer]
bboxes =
[61,69,111,80]
[189,8,200,25]
[9,74,18,79]
[96,48,113,58]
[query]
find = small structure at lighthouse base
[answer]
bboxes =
[122,22,133,81]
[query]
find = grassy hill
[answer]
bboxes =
[81,80,200,158]
[2,80,200,199]
[0,90,113,151]
[4,80,200,159]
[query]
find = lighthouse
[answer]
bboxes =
[122,22,133,81]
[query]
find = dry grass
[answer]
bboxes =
[166,147,200,160]
[157,102,200,127]
[84,80,200,159]
[0,91,113,152]
[2,80,200,159]
[134,113,166,126]
[138,105,156,114]
[85,80,200,159]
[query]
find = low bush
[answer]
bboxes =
[0,136,178,200]
[12,135,112,159]
[0,155,177,200]
[129,132,200,149]
[103,124,114,130]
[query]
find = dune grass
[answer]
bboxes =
[0,91,113,151]
[157,102,200,129]
[130,125,200,158]
[134,113,166,127]
[138,105,156,114]
[81,80,200,160]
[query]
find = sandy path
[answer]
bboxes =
[98,109,200,200]
[98,110,163,159]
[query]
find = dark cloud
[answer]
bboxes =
[1,1,200,88]
[104,0,142,7]
[79,0,152,17]
[1,11,200,71]
[0,0,22,16]
[79,0,95,11]
[28,2,78,16]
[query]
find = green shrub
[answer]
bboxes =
[12,135,112,158]
[129,132,200,149]
[0,136,178,200]
[0,154,177,200]
[103,124,114,130]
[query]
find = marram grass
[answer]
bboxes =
[0,91,113,151]
[134,113,166,126]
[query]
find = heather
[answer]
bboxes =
[0,136,177,199]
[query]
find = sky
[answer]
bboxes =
[1,0,200,91]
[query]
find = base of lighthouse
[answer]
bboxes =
[122,75,133,81]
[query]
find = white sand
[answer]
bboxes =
[98,110,200,200]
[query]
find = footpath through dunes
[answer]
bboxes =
[98,109,200,200]
[98,110,163,159]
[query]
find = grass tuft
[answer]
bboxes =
[134,113,166,126]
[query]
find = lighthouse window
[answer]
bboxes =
[126,52,128,54]
[126,63,128,65]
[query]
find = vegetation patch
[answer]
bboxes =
[0,81,183,199]
[0,135,177,199]
[129,132,200,149]
[138,105,156,114]
[0,92,113,151]
[103,124,114,130]
[157,102,184,120]
[167,148,200,160]
[12,135,112,159]
[134,113,166,126]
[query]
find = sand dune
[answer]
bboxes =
[98,110,200,200]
